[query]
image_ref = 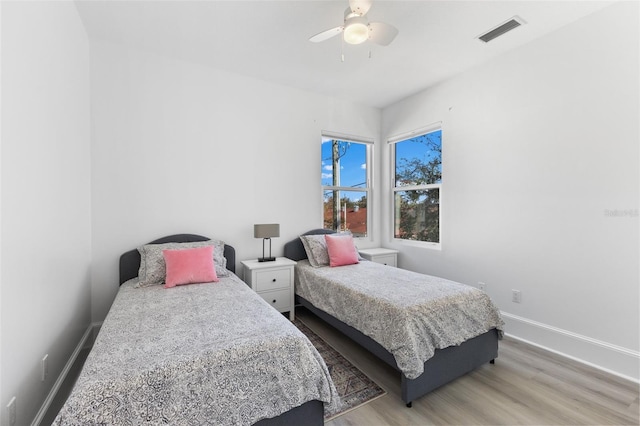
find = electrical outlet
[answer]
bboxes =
[478,282,486,291]
[42,354,49,381]
[7,397,16,426]
[512,289,522,303]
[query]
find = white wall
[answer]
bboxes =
[1,6,636,426]
[0,2,92,425]
[381,2,639,380]
[89,41,381,322]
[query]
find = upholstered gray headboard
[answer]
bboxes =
[119,234,236,285]
[283,229,336,261]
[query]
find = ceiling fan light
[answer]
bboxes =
[343,18,369,44]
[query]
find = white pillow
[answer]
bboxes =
[299,234,330,267]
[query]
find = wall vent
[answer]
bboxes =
[478,17,525,43]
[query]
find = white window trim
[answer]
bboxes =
[387,122,442,144]
[388,124,442,249]
[323,130,374,145]
[321,132,374,241]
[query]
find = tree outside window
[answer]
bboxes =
[392,129,442,244]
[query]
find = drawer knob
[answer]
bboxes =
[272,299,277,303]
[272,278,277,282]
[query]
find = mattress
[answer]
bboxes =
[54,274,338,425]
[295,260,504,379]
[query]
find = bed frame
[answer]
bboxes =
[118,234,324,426]
[284,229,499,407]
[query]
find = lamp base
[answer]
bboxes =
[258,257,276,262]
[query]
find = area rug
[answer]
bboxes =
[294,319,386,420]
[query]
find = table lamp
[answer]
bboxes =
[254,224,279,262]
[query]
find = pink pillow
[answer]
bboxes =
[325,234,359,267]
[163,246,218,288]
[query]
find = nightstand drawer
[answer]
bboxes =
[255,268,291,292]
[259,288,290,311]
[373,255,396,267]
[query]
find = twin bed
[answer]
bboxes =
[54,234,337,426]
[55,231,503,424]
[284,229,504,407]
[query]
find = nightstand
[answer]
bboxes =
[241,257,297,320]
[358,248,399,267]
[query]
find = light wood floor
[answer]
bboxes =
[296,308,640,426]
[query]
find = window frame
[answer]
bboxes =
[389,123,442,249]
[321,131,373,240]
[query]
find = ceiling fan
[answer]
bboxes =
[309,0,399,46]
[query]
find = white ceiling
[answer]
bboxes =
[75,0,614,109]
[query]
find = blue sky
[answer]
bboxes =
[321,139,367,188]
[321,130,442,189]
[395,129,442,184]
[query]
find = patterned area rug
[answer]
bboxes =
[294,319,386,420]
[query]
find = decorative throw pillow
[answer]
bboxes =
[137,239,229,287]
[299,234,330,267]
[163,246,218,288]
[325,234,359,267]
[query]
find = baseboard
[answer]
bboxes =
[502,312,639,383]
[90,321,103,345]
[31,322,101,426]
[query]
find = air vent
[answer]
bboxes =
[478,17,524,43]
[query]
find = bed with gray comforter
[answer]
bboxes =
[285,229,504,406]
[296,259,504,380]
[54,235,338,426]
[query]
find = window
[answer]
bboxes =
[391,127,442,245]
[321,135,371,237]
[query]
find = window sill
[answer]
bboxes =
[392,238,441,250]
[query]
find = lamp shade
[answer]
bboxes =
[254,224,280,239]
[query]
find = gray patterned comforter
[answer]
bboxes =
[54,274,338,425]
[295,260,504,380]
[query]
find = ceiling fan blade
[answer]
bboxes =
[368,22,398,46]
[309,26,344,43]
[349,0,372,16]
